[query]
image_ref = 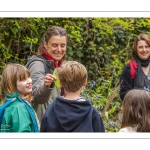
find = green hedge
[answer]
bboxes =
[1,18,150,131]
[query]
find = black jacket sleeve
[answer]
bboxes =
[119,64,133,100]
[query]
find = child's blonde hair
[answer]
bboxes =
[0,63,32,103]
[57,61,87,92]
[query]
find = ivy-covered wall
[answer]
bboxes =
[1,18,150,80]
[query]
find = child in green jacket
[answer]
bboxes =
[0,63,39,132]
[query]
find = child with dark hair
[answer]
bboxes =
[40,61,105,132]
[119,89,150,132]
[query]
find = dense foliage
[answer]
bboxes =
[1,18,150,132]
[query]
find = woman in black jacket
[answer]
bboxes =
[120,33,150,100]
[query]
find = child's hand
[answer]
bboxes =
[44,74,56,87]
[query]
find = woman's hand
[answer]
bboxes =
[44,74,56,87]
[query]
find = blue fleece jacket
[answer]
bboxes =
[40,96,105,132]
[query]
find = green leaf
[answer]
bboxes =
[108,105,116,114]
[53,69,61,88]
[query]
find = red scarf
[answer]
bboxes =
[42,48,64,96]
[42,48,63,68]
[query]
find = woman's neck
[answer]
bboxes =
[137,56,150,67]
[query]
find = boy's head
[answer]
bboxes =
[57,61,87,92]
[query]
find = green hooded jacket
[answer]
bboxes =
[0,92,39,132]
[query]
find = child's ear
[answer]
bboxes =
[83,80,87,86]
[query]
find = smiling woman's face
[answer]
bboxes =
[137,40,150,60]
[44,35,67,63]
